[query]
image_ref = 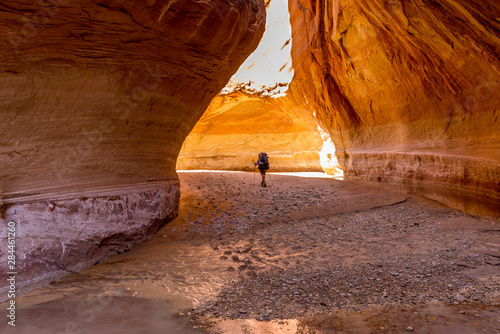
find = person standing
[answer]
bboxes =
[254,152,270,187]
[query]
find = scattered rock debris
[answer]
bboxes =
[166,172,500,333]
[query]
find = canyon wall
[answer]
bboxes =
[177,89,323,172]
[0,0,265,298]
[289,0,500,196]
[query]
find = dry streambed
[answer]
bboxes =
[174,173,500,333]
[1,172,499,333]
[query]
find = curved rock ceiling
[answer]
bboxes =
[0,0,265,297]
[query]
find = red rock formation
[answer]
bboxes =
[289,0,500,196]
[0,0,265,298]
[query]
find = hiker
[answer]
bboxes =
[254,152,269,187]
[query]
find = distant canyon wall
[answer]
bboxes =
[289,0,500,196]
[0,0,265,298]
[177,90,324,172]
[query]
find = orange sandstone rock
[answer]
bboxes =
[289,0,500,196]
[177,90,323,172]
[0,0,265,298]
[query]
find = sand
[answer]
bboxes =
[1,171,499,333]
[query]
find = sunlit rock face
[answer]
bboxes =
[178,0,325,172]
[177,90,323,172]
[289,0,500,196]
[0,0,265,297]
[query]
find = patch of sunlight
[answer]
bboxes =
[177,170,343,179]
[317,123,344,178]
[177,170,248,173]
[268,172,343,179]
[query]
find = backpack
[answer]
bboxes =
[259,152,269,169]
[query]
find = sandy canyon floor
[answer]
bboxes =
[1,171,500,333]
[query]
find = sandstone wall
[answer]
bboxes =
[289,0,500,196]
[177,90,324,172]
[0,0,265,298]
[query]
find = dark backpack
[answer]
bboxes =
[259,153,269,169]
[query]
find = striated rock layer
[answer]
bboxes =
[0,0,265,298]
[177,89,324,172]
[289,0,500,196]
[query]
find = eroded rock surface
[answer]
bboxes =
[177,90,323,172]
[0,0,265,298]
[289,0,500,196]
